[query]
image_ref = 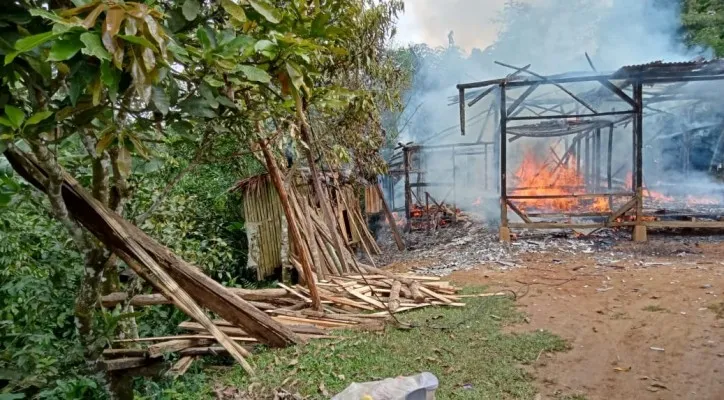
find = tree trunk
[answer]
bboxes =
[259,140,322,310]
[74,247,108,361]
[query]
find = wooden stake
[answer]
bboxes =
[388,280,401,312]
[259,140,322,311]
[292,90,349,273]
[148,339,211,358]
[167,356,195,378]
[374,184,405,250]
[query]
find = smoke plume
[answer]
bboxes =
[389,0,722,222]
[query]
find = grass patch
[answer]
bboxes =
[168,294,567,399]
[642,305,668,313]
[707,302,724,319]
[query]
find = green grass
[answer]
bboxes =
[137,291,569,399]
[642,305,668,313]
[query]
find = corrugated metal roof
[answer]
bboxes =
[612,59,724,78]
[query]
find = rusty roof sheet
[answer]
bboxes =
[612,59,724,78]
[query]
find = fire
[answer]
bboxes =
[511,149,609,212]
[391,212,405,227]
[624,174,719,206]
[685,195,718,206]
[624,174,673,202]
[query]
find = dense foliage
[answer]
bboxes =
[0,0,405,398]
[682,0,724,55]
[2,0,718,397]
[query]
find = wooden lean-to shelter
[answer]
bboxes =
[232,169,381,280]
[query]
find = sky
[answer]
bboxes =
[394,0,515,50]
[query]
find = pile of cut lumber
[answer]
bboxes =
[101,272,505,376]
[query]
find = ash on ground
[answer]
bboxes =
[372,220,625,276]
[372,219,724,277]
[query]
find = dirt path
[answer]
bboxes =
[448,239,724,400]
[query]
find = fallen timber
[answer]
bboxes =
[3,147,508,378]
[100,273,507,376]
[4,147,300,375]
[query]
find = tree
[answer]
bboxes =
[681,0,724,55]
[1,0,405,396]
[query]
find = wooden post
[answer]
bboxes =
[632,82,647,242]
[493,92,500,192]
[607,124,614,209]
[403,146,412,233]
[425,191,431,234]
[292,91,349,273]
[499,84,510,242]
[459,87,466,135]
[584,132,591,189]
[575,137,581,176]
[259,141,322,310]
[595,128,601,190]
[374,184,405,251]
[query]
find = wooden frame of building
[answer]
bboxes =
[453,60,724,241]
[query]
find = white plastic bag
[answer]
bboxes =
[331,372,439,400]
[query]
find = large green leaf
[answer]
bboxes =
[0,192,12,207]
[80,32,111,60]
[168,121,195,139]
[196,26,217,50]
[285,61,304,90]
[237,65,271,83]
[25,111,53,126]
[179,97,217,118]
[182,0,201,21]
[311,13,330,36]
[14,31,58,52]
[5,31,58,64]
[47,36,83,61]
[248,0,282,24]
[222,0,247,22]
[0,116,13,128]
[254,39,277,58]
[151,86,169,115]
[117,35,159,52]
[100,60,121,102]
[30,9,76,25]
[4,106,25,129]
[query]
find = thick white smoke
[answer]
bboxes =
[389,0,721,220]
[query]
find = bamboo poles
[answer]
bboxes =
[259,140,322,311]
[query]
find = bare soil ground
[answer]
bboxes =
[446,236,724,400]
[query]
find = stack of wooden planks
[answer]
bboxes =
[100,272,505,377]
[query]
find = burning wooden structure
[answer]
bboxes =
[385,142,494,231]
[456,60,724,241]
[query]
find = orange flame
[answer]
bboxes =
[686,195,718,206]
[512,149,609,212]
[391,212,405,227]
[624,174,720,206]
